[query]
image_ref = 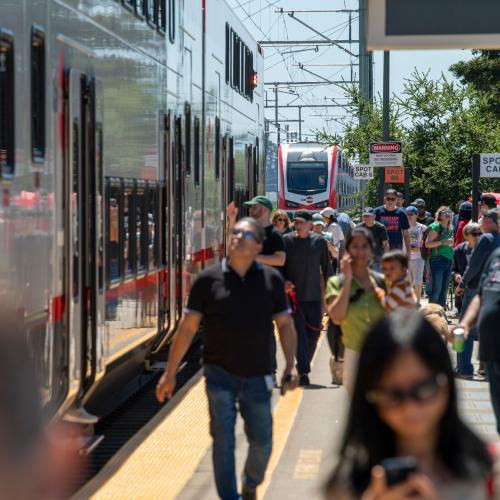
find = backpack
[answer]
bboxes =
[420,224,443,261]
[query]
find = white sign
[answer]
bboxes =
[353,164,373,180]
[369,141,403,167]
[480,153,500,178]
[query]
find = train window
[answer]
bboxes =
[123,0,135,12]
[123,182,134,276]
[136,181,147,273]
[225,24,230,84]
[239,43,245,94]
[135,0,145,19]
[106,178,122,285]
[144,0,155,25]
[215,116,220,180]
[184,102,191,175]
[168,0,175,43]
[255,138,259,183]
[147,182,157,269]
[31,26,45,164]
[194,116,200,186]
[0,30,15,179]
[232,33,239,90]
[158,0,166,33]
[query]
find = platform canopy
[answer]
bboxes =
[367,0,500,50]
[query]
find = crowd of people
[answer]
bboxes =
[156,190,500,500]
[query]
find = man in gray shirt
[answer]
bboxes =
[284,211,333,385]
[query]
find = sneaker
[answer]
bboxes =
[329,357,343,386]
[241,484,256,500]
[299,374,310,386]
[455,371,474,380]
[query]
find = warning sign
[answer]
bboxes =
[369,141,403,167]
[384,167,405,184]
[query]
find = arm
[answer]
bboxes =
[403,229,411,258]
[156,312,202,402]
[425,228,441,248]
[274,314,298,377]
[225,201,238,243]
[327,255,352,324]
[383,240,390,253]
[255,251,286,267]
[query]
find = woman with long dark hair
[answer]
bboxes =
[326,310,493,499]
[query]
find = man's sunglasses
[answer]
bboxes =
[231,228,260,242]
[276,217,287,222]
[366,373,447,409]
[385,197,396,201]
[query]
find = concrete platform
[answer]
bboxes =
[73,325,498,500]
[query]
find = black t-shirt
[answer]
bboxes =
[357,221,388,259]
[262,224,286,275]
[185,260,290,376]
[478,247,500,362]
[283,233,333,302]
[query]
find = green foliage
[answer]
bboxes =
[317,68,500,213]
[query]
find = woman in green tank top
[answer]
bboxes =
[425,206,454,307]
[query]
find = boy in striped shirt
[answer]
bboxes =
[380,250,418,312]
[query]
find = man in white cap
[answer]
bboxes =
[320,207,344,253]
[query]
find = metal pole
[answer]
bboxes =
[379,51,390,204]
[472,154,480,221]
[298,106,302,141]
[274,85,280,145]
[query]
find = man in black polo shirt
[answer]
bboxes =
[156,218,297,500]
[284,210,333,386]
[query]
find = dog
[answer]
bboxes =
[419,303,451,340]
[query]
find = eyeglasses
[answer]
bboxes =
[385,197,396,201]
[231,228,259,242]
[366,373,447,409]
[276,218,287,222]
[441,211,453,217]
[471,232,482,236]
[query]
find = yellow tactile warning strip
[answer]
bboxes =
[72,373,211,500]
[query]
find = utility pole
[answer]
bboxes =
[274,85,280,144]
[379,51,390,204]
[298,106,302,141]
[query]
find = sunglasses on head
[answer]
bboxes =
[385,197,396,201]
[231,228,259,242]
[366,373,447,409]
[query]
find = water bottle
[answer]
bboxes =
[453,327,465,353]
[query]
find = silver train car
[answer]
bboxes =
[0,0,264,422]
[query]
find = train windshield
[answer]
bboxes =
[286,161,328,195]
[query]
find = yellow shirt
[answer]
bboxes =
[325,275,385,352]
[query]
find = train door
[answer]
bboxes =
[63,69,104,420]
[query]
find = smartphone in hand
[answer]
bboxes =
[381,456,418,486]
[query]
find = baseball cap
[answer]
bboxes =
[312,213,323,222]
[244,195,273,211]
[363,207,375,216]
[412,198,426,207]
[459,201,472,211]
[294,210,313,222]
[405,205,418,214]
[319,207,336,217]
[483,209,499,225]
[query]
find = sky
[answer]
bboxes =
[226,0,473,141]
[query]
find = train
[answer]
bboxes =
[277,142,359,214]
[0,0,264,426]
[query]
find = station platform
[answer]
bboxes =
[73,327,498,500]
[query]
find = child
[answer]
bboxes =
[380,250,418,312]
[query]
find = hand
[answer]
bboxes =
[156,372,176,403]
[362,466,439,500]
[340,253,353,282]
[444,238,454,247]
[453,274,461,284]
[455,287,464,297]
[281,368,299,392]
[226,201,238,223]
[284,281,295,294]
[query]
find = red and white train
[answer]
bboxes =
[0,0,264,423]
[277,142,359,213]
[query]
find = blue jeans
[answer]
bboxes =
[204,364,273,500]
[293,301,323,375]
[428,256,452,307]
[486,362,500,434]
[456,287,478,376]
